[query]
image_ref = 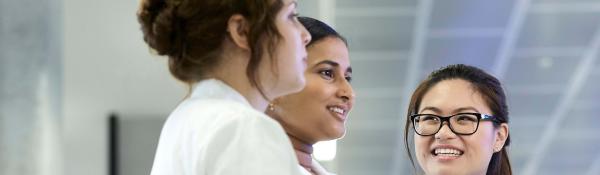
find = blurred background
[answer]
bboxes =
[1,0,599,175]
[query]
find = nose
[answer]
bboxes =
[337,79,355,104]
[435,122,457,140]
[300,25,312,46]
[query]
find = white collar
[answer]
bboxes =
[190,79,251,107]
[298,159,337,175]
[312,159,336,175]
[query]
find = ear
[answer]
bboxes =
[226,14,250,50]
[494,123,509,152]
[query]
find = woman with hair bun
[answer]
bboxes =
[136,0,311,174]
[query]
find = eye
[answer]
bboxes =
[423,116,437,121]
[419,115,439,122]
[456,115,477,122]
[345,76,352,83]
[319,69,334,80]
[345,73,352,83]
[289,12,299,20]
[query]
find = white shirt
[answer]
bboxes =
[150,79,304,175]
[298,159,337,175]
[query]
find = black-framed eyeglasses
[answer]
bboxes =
[410,113,496,136]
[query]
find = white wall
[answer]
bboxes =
[1,0,63,174]
[63,0,186,175]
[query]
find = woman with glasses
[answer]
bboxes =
[403,64,512,175]
[267,17,354,175]
[138,0,311,174]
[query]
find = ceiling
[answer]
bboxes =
[301,0,600,174]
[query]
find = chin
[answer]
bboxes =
[425,164,466,175]
[276,78,305,96]
[288,76,306,93]
[331,127,347,139]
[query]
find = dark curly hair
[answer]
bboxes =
[137,0,284,90]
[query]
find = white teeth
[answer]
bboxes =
[434,148,463,156]
[328,107,344,115]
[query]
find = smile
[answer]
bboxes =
[329,106,344,115]
[432,148,464,157]
[327,106,347,121]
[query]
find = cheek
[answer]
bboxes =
[467,128,496,157]
[296,88,330,118]
[303,82,341,118]
[414,136,431,157]
[303,76,335,99]
[280,83,328,113]
[280,26,297,47]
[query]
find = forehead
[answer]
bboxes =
[307,37,350,68]
[419,79,492,114]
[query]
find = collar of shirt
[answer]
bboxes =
[190,78,251,107]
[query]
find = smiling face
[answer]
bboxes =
[271,37,354,144]
[414,79,507,175]
[259,0,312,99]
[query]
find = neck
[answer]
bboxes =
[288,134,314,171]
[211,50,269,111]
[219,76,268,111]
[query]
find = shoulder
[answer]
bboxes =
[175,98,279,127]
[168,97,286,143]
[155,97,302,174]
[172,100,300,174]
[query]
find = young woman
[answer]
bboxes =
[404,64,512,175]
[267,17,354,175]
[137,0,311,174]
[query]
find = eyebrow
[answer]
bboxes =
[419,106,480,114]
[452,107,480,113]
[420,106,442,114]
[314,60,352,73]
[315,60,339,67]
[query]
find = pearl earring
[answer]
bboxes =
[268,103,275,111]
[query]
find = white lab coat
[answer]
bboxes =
[150,79,304,175]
